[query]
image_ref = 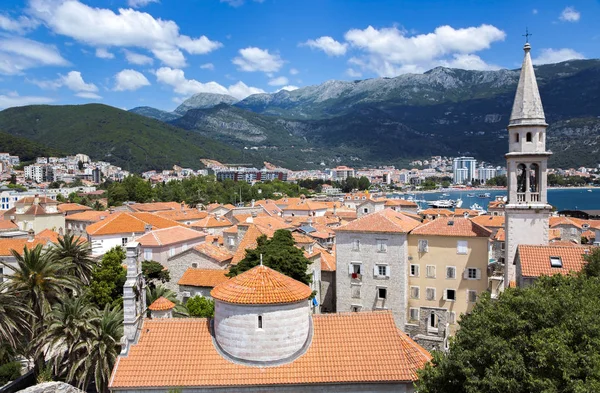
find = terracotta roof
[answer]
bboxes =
[319,247,336,272]
[15,196,57,205]
[192,243,233,263]
[148,297,175,311]
[549,228,561,241]
[231,224,267,265]
[335,208,421,234]
[57,203,92,213]
[86,212,184,236]
[178,268,230,287]
[385,199,418,208]
[153,209,208,222]
[130,202,182,212]
[583,230,596,240]
[36,229,61,243]
[411,217,492,237]
[135,226,205,247]
[292,232,314,244]
[549,216,580,228]
[109,311,430,389]
[494,228,505,242]
[488,200,506,209]
[66,210,109,222]
[0,231,60,256]
[454,208,481,217]
[24,204,56,216]
[210,265,312,305]
[471,215,505,229]
[0,220,18,231]
[255,199,283,215]
[282,200,328,212]
[518,245,592,278]
[418,208,454,217]
[191,215,232,229]
[548,240,581,247]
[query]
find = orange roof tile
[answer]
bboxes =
[192,243,233,263]
[418,208,454,217]
[178,268,230,287]
[210,265,312,305]
[136,226,205,247]
[57,203,92,213]
[454,208,481,217]
[549,228,562,241]
[471,215,505,228]
[292,232,314,244]
[110,311,430,388]
[65,210,109,222]
[36,229,61,243]
[549,216,579,228]
[0,220,18,231]
[518,245,592,278]
[282,200,328,212]
[191,215,232,229]
[15,196,57,205]
[494,228,505,242]
[130,202,182,212]
[86,212,184,236]
[319,248,336,272]
[153,209,208,222]
[411,217,492,237]
[488,200,506,209]
[385,199,418,208]
[335,208,421,234]
[148,297,175,311]
[231,224,266,265]
[0,231,61,256]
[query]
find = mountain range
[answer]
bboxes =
[0,59,598,172]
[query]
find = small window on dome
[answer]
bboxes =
[257,315,263,329]
[515,133,519,143]
[526,132,532,142]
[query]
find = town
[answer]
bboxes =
[1,38,600,393]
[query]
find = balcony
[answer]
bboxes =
[516,192,541,203]
[530,192,540,202]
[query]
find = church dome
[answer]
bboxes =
[211,265,312,365]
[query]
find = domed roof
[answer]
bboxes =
[211,265,312,305]
[148,296,176,311]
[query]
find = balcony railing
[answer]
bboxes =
[530,192,540,202]
[517,193,526,202]
[516,192,541,203]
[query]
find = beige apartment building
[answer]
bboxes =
[405,217,491,350]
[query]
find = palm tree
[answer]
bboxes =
[92,201,104,211]
[42,296,97,381]
[0,245,79,365]
[146,285,188,317]
[51,233,96,285]
[0,283,31,348]
[68,305,123,393]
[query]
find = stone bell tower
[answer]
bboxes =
[504,41,552,287]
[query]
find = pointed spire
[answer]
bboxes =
[509,43,547,127]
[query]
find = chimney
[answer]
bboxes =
[109,208,114,214]
[181,202,185,211]
[144,224,152,233]
[251,199,255,207]
[27,229,35,242]
[34,194,40,205]
[251,211,257,218]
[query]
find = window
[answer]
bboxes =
[465,268,480,280]
[376,239,387,253]
[410,264,419,277]
[448,311,456,324]
[363,208,368,213]
[0,267,3,283]
[144,249,152,260]
[526,132,532,142]
[409,308,420,322]
[467,290,477,303]
[426,287,436,301]
[550,256,563,268]
[446,266,456,279]
[418,239,429,253]
[257,315,263,329]
[374,264,389,277]
[352,239,360,251]
[191,262,198,268]
[444,289,456,301]
[501,242,505,251]
[228,236,235,246]
[410,286,420,299]
[426,265,436,278]
[169,247,175,257]
[182,243,188,252]
[457,241,468,254]
[351,305,362,312]
[429,313,438,329]
[377,287,387,300]
[349,263,362,275]
[570,228,577,235]
[515,133,519,142]
[121,237,128,246]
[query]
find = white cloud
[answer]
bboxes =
[289,68,299,75]
[114,69,150,91]
[127,0,159,8]
[268,76,288,86]
[30,70,98,93]
[346,68,362,78]
[232,47,284,73]
[200,62,214,70]
[155,66,264,99]
[0,14,39,34]
[276,85,299,92]
[95,47,114,59]
[0,91,54,109]
[123,49,153,65]
[0,36,69,75]
[559,7,580,22]
[532,48,585,65]
[344,24,506,76]
[303,36,347,56]
[28,0,222,67]
[76,92,102,99]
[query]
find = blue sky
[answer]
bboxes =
[0,0,598,111]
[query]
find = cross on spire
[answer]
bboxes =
[523,27,532,43]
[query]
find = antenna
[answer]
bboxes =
[522,27,532,44]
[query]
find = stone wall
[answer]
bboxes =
[18,382,85,393]
[320,271,336,313]
[163,249,226,297]
[404,306,449,352]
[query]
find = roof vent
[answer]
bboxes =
[448,220,454,226]
[550,256,562,268]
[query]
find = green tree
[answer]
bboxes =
[357,176,370,191]
[56,194,66,203]
[145,285,187,317]
[0,283,31,348]
[185,296,215,318]
[142,260,171,289]
[485,174,507,187]
[88,247,126,309]
[416,273,600,393]
[91,200,104,211]
[582,247,600,278]
[228,229,312,285]
[50,234,96,286]
[107,182,128,206]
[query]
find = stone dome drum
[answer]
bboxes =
[210,265,313,365]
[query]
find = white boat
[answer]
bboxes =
[441,193,450,197]
[588,189,593,192]
[455,198,463,208]
[466,193,475,197]
[428,199,454,208]
[470,203,487,215]
[478,193,491,198]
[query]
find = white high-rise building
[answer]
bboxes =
[452,157,476,184]
[476,166,497,183]
[504,42,552,287]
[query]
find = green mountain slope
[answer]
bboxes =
[0,104,249,171]
[0,130,63,162]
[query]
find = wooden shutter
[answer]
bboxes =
[348,263,353,275]
[373,265,379,276]
[385,265,390,277]
[476,269,481,280]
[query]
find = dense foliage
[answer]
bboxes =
[228,230,313,285]
[0,130,62,162]
[88,247,127,309]
[142,260,171,289]
[107,174,309,206]
[186,296,215,318]
[417,248,600,393]
[485,174,507,187]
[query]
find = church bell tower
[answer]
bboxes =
[504,41,552,287]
